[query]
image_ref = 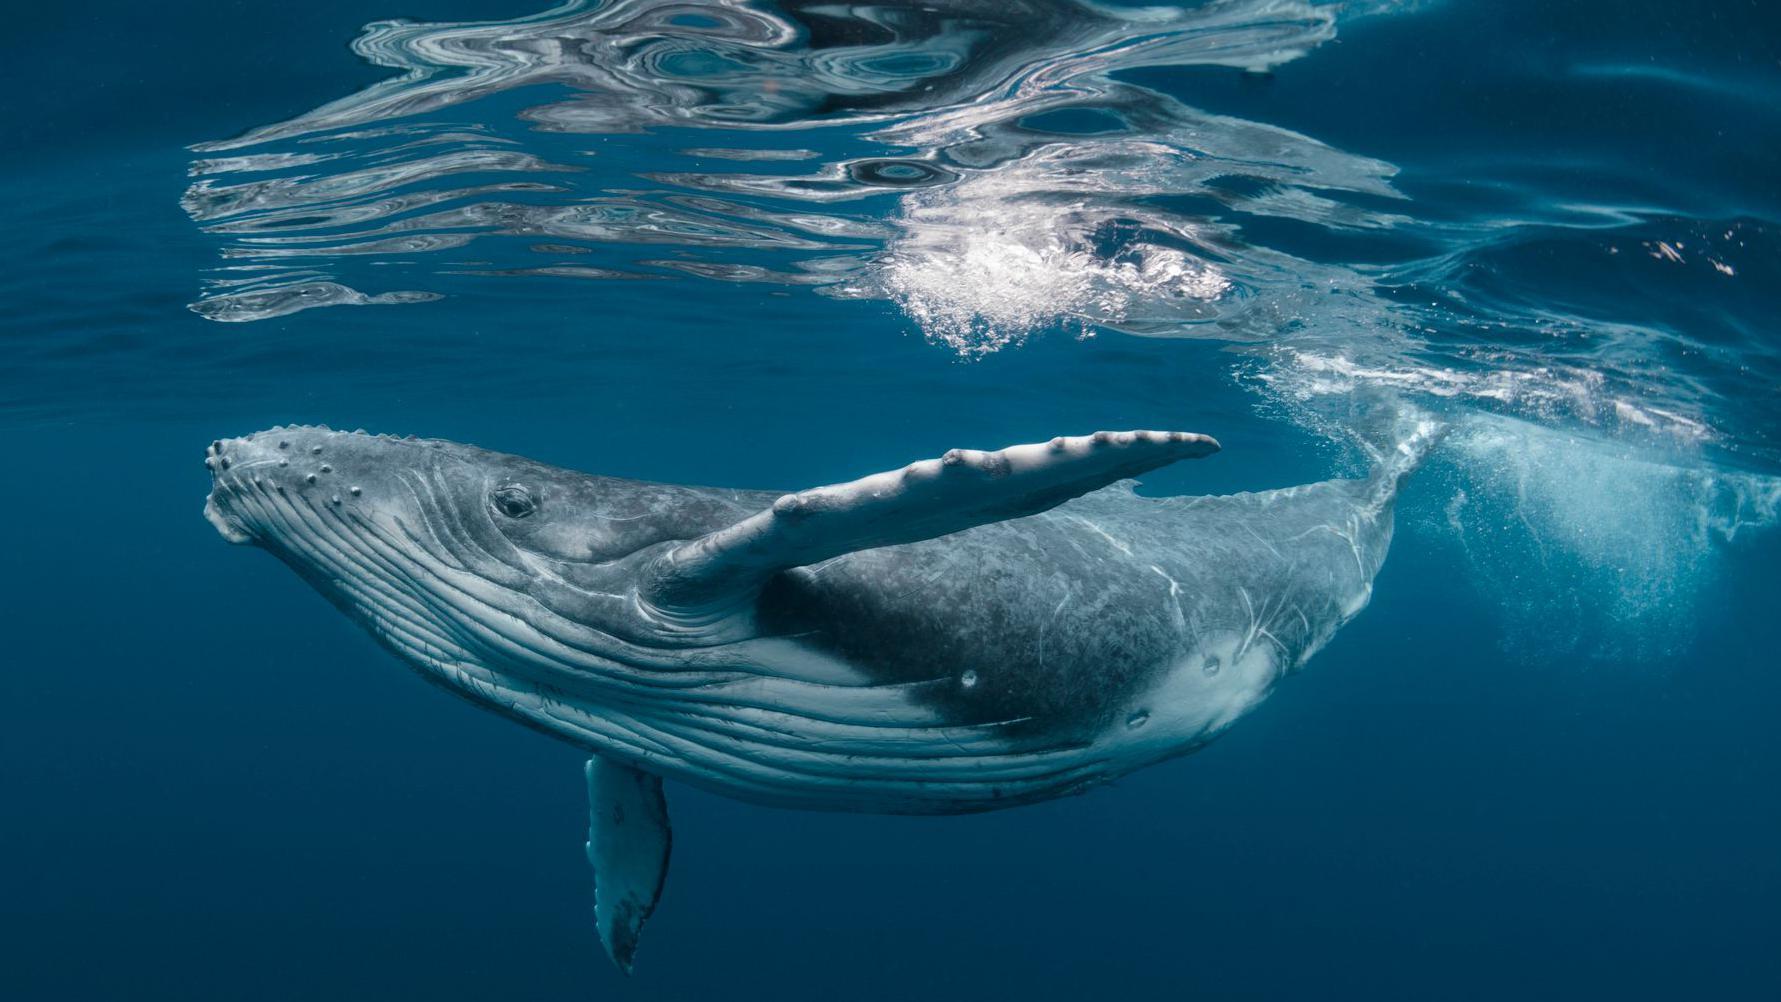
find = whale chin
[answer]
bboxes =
[203,494,253,545]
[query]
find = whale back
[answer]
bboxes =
[755,474,1397,744]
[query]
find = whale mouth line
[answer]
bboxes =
[225,465,484,668]
[203,492,253,544]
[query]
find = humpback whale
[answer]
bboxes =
[202,421,1436,970]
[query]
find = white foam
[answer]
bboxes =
[875,178,1232,354]
[1433,413,1780,657]
[1262,350,1716,447]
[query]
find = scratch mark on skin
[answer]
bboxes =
[1069,516,1133,556]
[1236,586,1258,661]
[1036,582,1073,670]
[1289,516,1369,578]
[588,512,659,525]
[802,553,854,579]
[1234,586,1291,664]
[1148,564,1186,632]
[1240,522,1285,561]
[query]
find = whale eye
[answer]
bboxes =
[491,484,537,519]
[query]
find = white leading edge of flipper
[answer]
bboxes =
[641,429,1219,627]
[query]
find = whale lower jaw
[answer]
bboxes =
[203,493,252,544]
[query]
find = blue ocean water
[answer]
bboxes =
[4,0,1780,998]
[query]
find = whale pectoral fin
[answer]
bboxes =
[642,430,1219,621]
[585,757,671,974]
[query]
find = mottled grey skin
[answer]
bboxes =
[763,479,1386,743]
[204,425,1425,815]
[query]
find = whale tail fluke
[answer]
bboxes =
[1355,403,1446,508]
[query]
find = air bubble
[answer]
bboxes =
[960,669,979,689]
[1126,710,1150,729]
[1202,655,1222,677]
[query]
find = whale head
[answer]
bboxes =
[210,425,662,669]
[199,427,555,662]
[202,426,760,676]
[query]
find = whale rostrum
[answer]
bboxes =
[203,421,1438,970]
